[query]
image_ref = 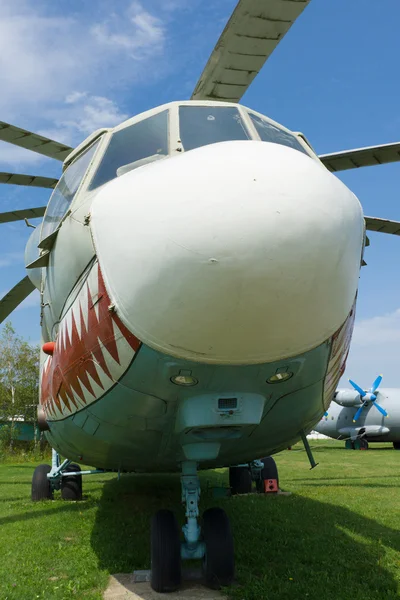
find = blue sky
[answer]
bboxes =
[1,0,400,386]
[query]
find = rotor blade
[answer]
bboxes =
[371,401,388,418]
[348,379,366,398]
[0,207,46,224]
[0,121,73,162]
[365,217,400,236]
[0,276,35,324]
[191,0,311,103]
[370,374,383,394]
[319,142,400,172]
[0,172,58,189]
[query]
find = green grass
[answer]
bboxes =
[0,441,399,599]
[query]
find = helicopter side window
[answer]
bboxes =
[248,113,308,156]
[41,139,100,241]
[179,106,250,152]
[89,110,169,190]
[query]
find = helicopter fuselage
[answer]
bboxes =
[30,101,365,471]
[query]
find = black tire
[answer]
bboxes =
[202,507,234,590]
[61,463,82,501]
[150,509,181,593]
[256,456,279,492]
[229,466,252,495]
[393,442,400,450]
[32,464,53,501]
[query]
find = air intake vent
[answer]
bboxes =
[218,397,238,410]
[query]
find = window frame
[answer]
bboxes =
[243,108,314,157]
[40,136,104,244]
[88,108,173,191]
[177,104,252,152]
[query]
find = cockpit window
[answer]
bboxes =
[248,113,308,156]
[41,139,100,241]
[179,106,250,152]
[89,110,169,190]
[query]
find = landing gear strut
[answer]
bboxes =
[150,460,235,593]
[31,449,105,502]
[229,456,279,495]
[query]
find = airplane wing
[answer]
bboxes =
[0,207,46,224]
[319,142,400,172]
[365,217,400,236]
[0,276,36,324]
[0,121,73,162]
[0,172,58,188]
[191,0,311,102]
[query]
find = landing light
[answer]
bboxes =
[171,374,198,386]
[267,372,293,384]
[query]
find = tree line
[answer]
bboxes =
[0,322,41,452]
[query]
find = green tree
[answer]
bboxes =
[0,322,40,452]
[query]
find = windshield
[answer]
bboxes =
[248,113,308,156]
[89,110,169,190]
[179,106,250,152]
[41,139,100,241]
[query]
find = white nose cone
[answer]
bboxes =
[91,141,364,364]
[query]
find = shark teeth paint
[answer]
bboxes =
[40,261,141,420]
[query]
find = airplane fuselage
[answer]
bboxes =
[315,390,400,443]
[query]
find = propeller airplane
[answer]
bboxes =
[1,0,400,592]
[316,375,400,450]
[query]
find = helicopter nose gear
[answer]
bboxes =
[91,139,364,366]
[349,375,388,422]
[150,460,234,593]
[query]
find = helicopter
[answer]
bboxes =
[1,0,400,593]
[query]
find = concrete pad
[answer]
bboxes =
[104,574,227,600]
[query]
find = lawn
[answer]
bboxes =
[0,441,399,599]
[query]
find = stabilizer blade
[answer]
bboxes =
[0,207,46,224]
[191,0,311,103]
[0,121,73,162]
[0,172,58,189]
[0,276,36,324]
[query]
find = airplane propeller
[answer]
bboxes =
[349,375,388,422]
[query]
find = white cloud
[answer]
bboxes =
[341,308,400,387]
[352,309,400,346]
[0,0,170,167]
[58,93,129,136]
[91,1,165,58]
[0,143,47,168]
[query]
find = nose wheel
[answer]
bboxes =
[150,510,182,593]
[202,507,234,589]
[150,461,234,593]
